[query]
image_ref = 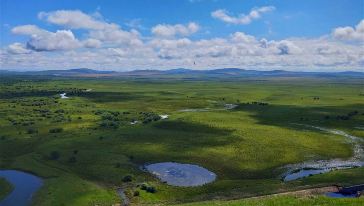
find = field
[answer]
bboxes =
[0,75,363,205]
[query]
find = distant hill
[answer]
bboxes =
[1,68,363,78]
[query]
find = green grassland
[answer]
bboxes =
[176,194,364,206]
[0,177,13,201]
[0,76,363,205]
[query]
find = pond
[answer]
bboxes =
[326,192,359,198]
[145,162,216,187]
[0,170,43,206]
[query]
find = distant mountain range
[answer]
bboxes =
[1,68,363,78]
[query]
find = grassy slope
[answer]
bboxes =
[0,76,363,205]
[0,177,13,201]
[176,195,364,206]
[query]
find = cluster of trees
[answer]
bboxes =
[139,112,161,124]
[95,110,163,129]
[48,150,78,163]
[8,117,35,126]
[334,110,361,120]
[95,110,124,129]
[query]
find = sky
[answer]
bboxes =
[0,0,363,71]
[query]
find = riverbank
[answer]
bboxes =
[0,178,13,201]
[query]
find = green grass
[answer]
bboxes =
[0,76,363,205]
[175,195,364,206]
[0,177,13,201]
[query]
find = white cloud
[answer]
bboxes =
[83,38,102,48]
[89,28,142,46]
[12,24,82,52]
[3,10,363,72]
[38,10,108,30]
[7,43,31,54]
[230,32,257,43]
[11,25,47,36]
[38,10,143,46]
[332,20,364,41]
[212,6,275,25]
[26,30,81,51]
[151,22,200,37]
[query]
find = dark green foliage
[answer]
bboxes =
[49,151,60,160]
[122,175,133,182]
[49,128,63,133]
[68,156,77,163]
[140,183,157,193]
[27,128,38,134]
[133,190,140,196]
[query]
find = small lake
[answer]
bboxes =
[145,162,216,187]
[326,192,359,198]
[0,170,43,206]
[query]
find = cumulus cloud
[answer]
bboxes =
[3,10,363,72]
[332,20,364,41]
[38,10,108,30]
[151,22,200,37]
[38,10,143,46]
[83,38,102,48]
[230,32,257,43]
[11,25,47,36]
[12,25,82,52]
[26,30,81,51]
[211,6,275,25]
[7,43,31,54]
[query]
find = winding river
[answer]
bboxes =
[283,125,364,181]
[0,170,43,206]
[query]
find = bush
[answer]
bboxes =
[49,128,63,133]
[68,156,77,163]
[140,183,157,193]
[146,186,156,193]
[122,175,133,182]
[133,191,140,196]
[49,151,60,160]
[27,128,38,134]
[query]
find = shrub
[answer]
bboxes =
[122,175,133,182]
[49,151,60,160]
[68,156,77,163]
[49,128,63,133]
[133,191,140,196]
[27,128,38,134]
[146,186,156,193]
[140,183,157,193]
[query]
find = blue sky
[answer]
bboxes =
[0,0,363,71]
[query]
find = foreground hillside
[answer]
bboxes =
[177,194,364,206]
[0,75,363,205]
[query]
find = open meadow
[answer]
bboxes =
[0,75,363,205]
